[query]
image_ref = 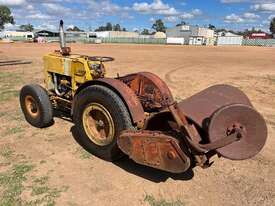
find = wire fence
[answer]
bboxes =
[5,36,275,47]
[242,39,275,47]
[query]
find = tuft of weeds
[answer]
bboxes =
[144,195,185,206]
[39,160,47,165]
[0,90,19,102]
[267,75,275,84]
[0,146,14,158]
[0,111,8,118]
[0,163,34,206]
[4,126,24,137]
[0,71,23,103]
[33,176,49,186]
[27,178,69,206]
[74,147,92,160]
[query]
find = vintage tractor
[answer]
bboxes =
[20,21,268,174]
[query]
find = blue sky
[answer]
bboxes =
[1,0,275,32]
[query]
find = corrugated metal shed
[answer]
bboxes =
[167,37,184,45]
[217,36,243,46]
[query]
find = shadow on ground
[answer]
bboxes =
[70,125,194,183]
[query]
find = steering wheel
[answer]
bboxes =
[89,56,114,62]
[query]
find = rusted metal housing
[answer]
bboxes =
[115,74,268,173]
[119,72,174,111]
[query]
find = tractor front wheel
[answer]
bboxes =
[20,84,53,128]
[73,85,133,161]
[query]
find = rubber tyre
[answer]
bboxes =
[73,85,133,161]
[20,84,53,128]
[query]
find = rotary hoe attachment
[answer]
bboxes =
[117,73,268,173]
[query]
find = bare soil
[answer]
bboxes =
[0,43,274,206]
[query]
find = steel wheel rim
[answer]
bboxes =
[82,103,115,146]
[25,95,39,118]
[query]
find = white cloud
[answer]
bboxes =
[225,12,260,23]
[133,0,179,16]
[225,13,244,23]
[0,0,26,6]
[164,16,178,22]
[252,3,275,12]
[36,23,57,31]
[26,12,52,20]
[243,12,260,19]
[180,9,202,19]
[42,3,71,15]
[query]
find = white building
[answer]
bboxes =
[88,31,139,38]
[216,32,243,46]
[166,25,214,45]
[2,31,34,40]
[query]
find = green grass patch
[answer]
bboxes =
[144,195,185,206]
[74,147,92,160]
[4,126,24,137]
[0,90,19,102]
[27,177,69,206]
[267,75,275,83]
[39,160,47,165]
[0,163,34,206]
[0,111,8,118]
[0,71,23,102]
[0,147,14,158]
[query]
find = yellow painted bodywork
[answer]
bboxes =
[43,52,104,95]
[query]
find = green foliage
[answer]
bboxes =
[270,17,275,34]
[113,24,121,31]
[208,24,216,30]
[141,29,150,35]
[0,6,14,30]
[95,22,126,32]
[144,195,185,206]
[152,19,166,33]
[176,21,187,27]
[19,24,34,32]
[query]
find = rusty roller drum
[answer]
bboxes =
[178,84,268,160]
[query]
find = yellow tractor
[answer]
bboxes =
[20,21,268,174]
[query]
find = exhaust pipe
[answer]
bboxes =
[59,20,66,49]
[59,20,71,55]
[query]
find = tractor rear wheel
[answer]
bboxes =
[20,84,53,128]
[74,85,133,161]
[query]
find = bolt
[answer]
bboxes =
[237,133,242,140]
[96,120,105,128]
[167,151,176,160]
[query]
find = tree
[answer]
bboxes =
[66,26,83,32]
[19,24,34,32]
[113,24,121,31]
[95,23,127,32]
[270,17,275,35]
[95,26,106,32]
[176,21,187,27]
[95,22,113,31]
[208,24,216,30]
[141,29,150,35]
[105,22,112,31]
[0,6,14,30]
[152,19,166,33]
